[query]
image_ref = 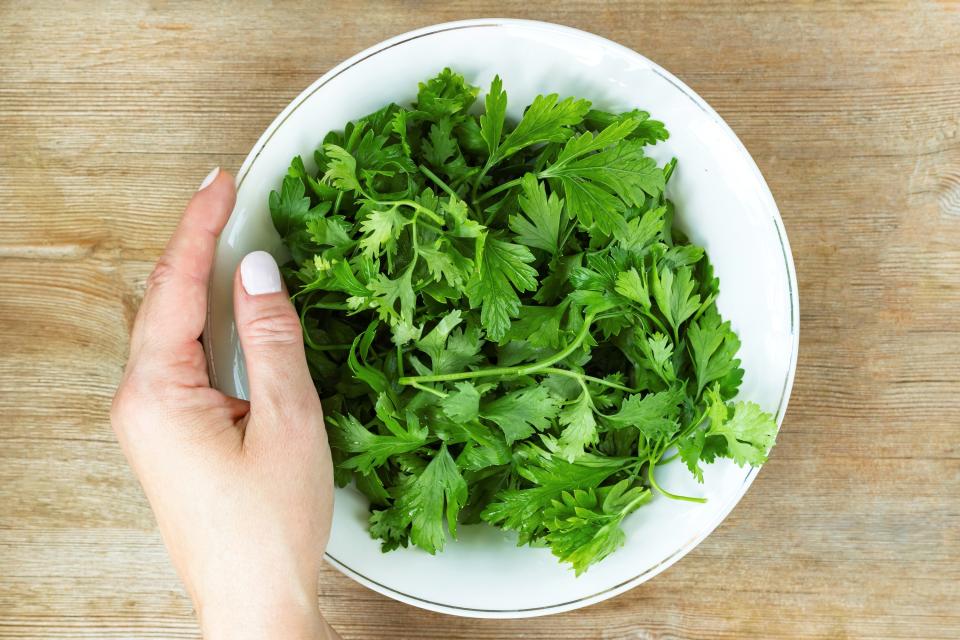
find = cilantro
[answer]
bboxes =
[542,480,651,575]
[495,93,591,163]
[269,174,331,263]
[509,173,564,255]
[687,304,744,398]
[358,206,407,257]
[541,138,664,235]
[466,238,538,341]
[327,413,426,475]
[605,387,685,443]
[268,69,780,574]
[556,390,598,462]
[651,264,701,341]
[440,382,481,423]
[479,75,507,158]
[398,444,468,554]
[482,386,561,445]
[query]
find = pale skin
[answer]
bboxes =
[111,168,340,639]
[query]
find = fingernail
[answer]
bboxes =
[198,166,220,191]
[240,251,282,295]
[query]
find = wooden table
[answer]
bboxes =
[2,2,958,638]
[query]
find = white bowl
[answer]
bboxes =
[204,18,799,618]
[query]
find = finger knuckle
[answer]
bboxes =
[109,389,128,426]
[146,256,177,291]
[110,366,165,432]
[255,389,320,427]
[244,310,303,346]
[110,383,140,435]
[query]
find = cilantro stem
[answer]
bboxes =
[539,367,636,393]
[640,309,669,337]
[306,343,353,352]
[477,176,522,204]
[646,460,706,503]
[620,491,653,516]
[398,313,597,386]
[298,296,354,351]
[450,167,480,191]
[300,300,322,351]
[310,302,352,311]
[657,452,679,465]
[416,220,445,235]
[410,221,420,253]
[471,159,497,204]
[692,292,717,323]
[418,164,459,200]
[403,200,445,225]
[365,189,445,226]
[557,220,578,254]
[409,381,448,398]
[676,407,709,441]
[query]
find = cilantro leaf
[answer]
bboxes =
[415,311,485,375]
[679,385,778,483]
[687,304,744,397]
[367,268,416,328]
[268,174,331,263]
[541,140,664,235]
[583,108,669,146]
[441,381,481,422]
[481,450,626,544]
[535,253,580,304]
[555,117,642,164]
[328,413,426,475]
[269,171,311,238]
[423,117,471,182]
[479,75,507,158]
[415,68,479,121]
[306,216,352,249]
[358,206,407,257]
[322,144,363,193]
[620,206,666,252]
[498,302,568,349]
[482,386,561,444]
[677,429,709,483]
[637,332,677,385]
[605,387,684,442]
[494,93,591,163]
[369,503,411,552]
[651,265,701,339]
[509,173,564,254]
[614,267,650,307]
[708,400,778,467]
[466,238,538,341]
[556,391,599,462]
[417,239,472,288]
[542,480,650,575]
[395,445,468,554]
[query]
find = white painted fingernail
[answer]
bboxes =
[240,251,282,295]
[198,166,220,191]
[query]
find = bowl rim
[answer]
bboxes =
[207,17,800,618]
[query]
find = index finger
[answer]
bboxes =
[129,168,236,362]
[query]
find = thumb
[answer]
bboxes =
[233,251,316,413]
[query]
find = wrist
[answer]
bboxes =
[197,587,325,640]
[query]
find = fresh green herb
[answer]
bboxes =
[269,69,779,575]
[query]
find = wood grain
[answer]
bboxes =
[1,1,958,638]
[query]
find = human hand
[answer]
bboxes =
[111,168,338,640]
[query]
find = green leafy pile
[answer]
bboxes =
[270,69,778,575]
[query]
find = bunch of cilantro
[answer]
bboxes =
[269,69,778,575]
